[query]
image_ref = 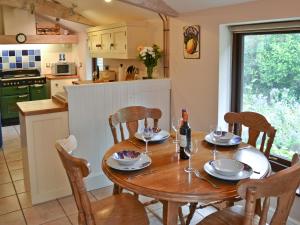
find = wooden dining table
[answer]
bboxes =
[102,131,271,225]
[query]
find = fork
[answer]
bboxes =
[193,169,220,189]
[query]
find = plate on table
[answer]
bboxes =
[203,160,253,181]
[107,152,151,171]
[134,130,170,143]
[204,132,242,146]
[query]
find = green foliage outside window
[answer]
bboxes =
[242,34,300,160]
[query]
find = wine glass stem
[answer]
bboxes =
[145,141,148,154]
[188,156,191,170]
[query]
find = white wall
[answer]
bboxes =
[169,0,300,222]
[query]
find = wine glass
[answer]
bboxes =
[171,118,181,153]
[210,125,222,160]
[141,127,154,155]
[184,139,199,173]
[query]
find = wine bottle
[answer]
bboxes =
[179,111,191,160]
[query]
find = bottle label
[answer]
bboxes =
[180,135,187,148]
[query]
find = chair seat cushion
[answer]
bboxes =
[197,205,263,225]
[91,193,149,225]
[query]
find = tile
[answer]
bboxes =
[2,56,9,63]
[42,217,72,225]
[9,63,16,69]
[5,151,22,162]
[0,63,2,70]
[10,169,24,181]
[0,210,26,225]
[0,57,2,63]
[0,152,5,163]
[16,50,22,57]
[0,195,20,215]
[28,50,34,55]
[34,50,41,56]
[23,200,65,225]
[18,192,32,209]
[9,56,16,62]
[2,50,8,57]
[7,160,23,171]
[59,192,96,215]
[22,56,29,63]
[3,63,9,70]
[14,180,25,194]
[29,62,35,68]
[9,51,15,56]
[197,205,218,217]
[67,213,78,225]
[29,55,35,62]
[22,62,29,69]
[22,50,28,56]
[0,182,15,198]
[35,56,41,61]
[0,171,12,184]
[90,185,113,200]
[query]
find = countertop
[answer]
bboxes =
[17,98,68,116]
[45,74,79,80]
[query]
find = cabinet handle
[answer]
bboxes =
[18,95,28,98]
[32,84,44,87]
[55,83,59,87]
[17,86,27,89]
[96,44,102,48]
[110,43,114,47]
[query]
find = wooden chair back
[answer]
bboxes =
[109,106,162,144]
[55,136,94,225]
[237,153,300,225]
[224,111,276,158]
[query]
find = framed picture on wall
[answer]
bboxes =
[183,25,200,59]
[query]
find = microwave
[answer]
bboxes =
[51,62,76,75]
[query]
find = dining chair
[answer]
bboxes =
[55,135,149,225]
[224,111,277,158]
[109,105,162,144]
[186,112,277,225]
[196,153,300,225]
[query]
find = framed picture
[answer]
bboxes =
[183,25,200,59]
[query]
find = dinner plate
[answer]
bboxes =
[107,153,152,171]
[134,130,170,143]
[204,133,242,146]
[203,160,253,181]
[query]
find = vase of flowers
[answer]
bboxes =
[138,44,162,79]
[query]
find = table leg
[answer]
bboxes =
[112,184,122,195]
[162,200,182,225]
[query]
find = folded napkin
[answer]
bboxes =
[57,134,78,154]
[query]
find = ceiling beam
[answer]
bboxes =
[0,0,96,26]
[116,0,178,17]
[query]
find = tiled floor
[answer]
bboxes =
[0,125,216,225]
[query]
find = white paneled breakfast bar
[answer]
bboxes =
[17,78,171,204]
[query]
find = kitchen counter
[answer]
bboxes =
[72,79,106,85]
[17,98,67,116]
[45,74,79,80]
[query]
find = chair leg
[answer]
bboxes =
[178,207,185,225]
[113,184,123,194]
[185,203,198,225]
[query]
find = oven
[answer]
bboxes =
[0,69,47,126]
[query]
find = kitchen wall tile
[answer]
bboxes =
[22,63,28,69]
[3,63,9,70]
[16,63,22,69]
[22,56,29,63]
[29,62,35,68]
[34,50,40,56]
[9,56,16,63]
[16,50,22,57]
[2,50,8,57]
[28,50,34,55]
[0,57,2,63]
[35,62,41,68]
[9,51,15,56]
[29,55,35,62]
[9,63,16,69]
[0,64,2,70]
[35,56,41,61]
[2,57,9,63]
[16,57,22,63]
[21,50,28,56]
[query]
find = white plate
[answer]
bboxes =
[204,161,253,181]
[211,159,244,176]
[134,130,170,143]
[205,133,242,146]
[107,153,152,171]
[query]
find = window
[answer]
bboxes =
[92,58,104,73]
[231,23,300,170]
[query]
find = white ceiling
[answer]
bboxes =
[56,0,257,25]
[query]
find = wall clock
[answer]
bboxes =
[16,33,27,44]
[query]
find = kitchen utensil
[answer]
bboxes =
[193,169,219,189]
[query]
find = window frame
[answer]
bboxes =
[231,30,299,171]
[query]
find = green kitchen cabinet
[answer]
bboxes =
[30,84,48,100]
[0,86,29,96]
[1,94,30,119]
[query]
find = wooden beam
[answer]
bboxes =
[116,0,178,17]
[0,0,96,26]
[0,34,78,44]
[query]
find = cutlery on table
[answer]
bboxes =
[193,169,220,189]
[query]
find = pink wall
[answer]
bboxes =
[170,0,300,131]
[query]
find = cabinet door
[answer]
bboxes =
[99,31,111,53]
[111,27,127,54]
[50,79,78,96]
[88,32,100,53]
[1,94,30,119]
[30,84,48,100]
